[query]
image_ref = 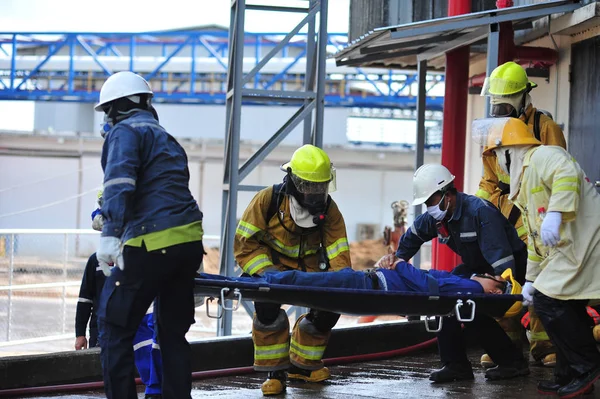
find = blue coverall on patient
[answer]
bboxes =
[202,261,483,294]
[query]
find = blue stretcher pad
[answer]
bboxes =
[194,276,522,319]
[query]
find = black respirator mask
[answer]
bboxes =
[284,173,328,222]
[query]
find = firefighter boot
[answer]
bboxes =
[480,354,495,369]
[288,365,331,382]
[261,371,287,396]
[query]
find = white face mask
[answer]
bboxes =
[426,194,448,221]
[493,148,511,175]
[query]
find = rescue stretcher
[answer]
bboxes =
[194,275,523,333]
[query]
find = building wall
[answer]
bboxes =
[0,137,440,257]
[37,102,352,146]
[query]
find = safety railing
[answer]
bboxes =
[0,229,220,353]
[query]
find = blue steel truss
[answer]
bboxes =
[0,30,444,109]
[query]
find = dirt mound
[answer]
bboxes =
[202,239,389,273]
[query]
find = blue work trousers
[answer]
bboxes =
[134,312,162,396]
[98,241,203,399]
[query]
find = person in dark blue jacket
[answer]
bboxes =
[377,164,529,383]
[94,71,205,399]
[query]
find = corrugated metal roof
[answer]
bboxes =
[334,0,581,70]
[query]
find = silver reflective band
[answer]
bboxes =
[491,254,515,268]
[78,297,93,304]
[133,338,153,351]
[460,232,477,238]
[104,177,136,188]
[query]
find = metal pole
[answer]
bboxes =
[313,0,328,148]
[7,234,14,341]
[62,234,68,334]
[484,23,500,118]
[413,59,427,270]
[75,153,83,257]
[303,0,316,144]
[218,0,245,337]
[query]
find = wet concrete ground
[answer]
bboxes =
[11,349,600,399]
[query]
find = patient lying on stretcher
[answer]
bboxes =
[200,260,512,295]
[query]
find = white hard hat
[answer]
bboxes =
[412,164,455,206]
[95,71,153,112]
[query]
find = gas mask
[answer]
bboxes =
[490,94,525,118]
[286,173,329,216]
[426,193,448,221]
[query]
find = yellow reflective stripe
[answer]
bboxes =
[236,220,261,239]
[326,237,350,260]
[529,331,550,341]
[289,339,326,361]
[476,189,491,200]
[553,185,580,194]
[531,186,544,194]
[243,254,274,275]
[264,236,300,258]
[304,249,318,256]
[254,343,289,360]
[528,250,543,262]
[517,225,527,237]
[553,177,579,186]
[498,173,510,184]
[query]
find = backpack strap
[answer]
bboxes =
[266,183,285,224]
[533,111,542,142]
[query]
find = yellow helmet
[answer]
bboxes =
[281,144,333,183]
[481,61,538,97]
[471,117,541,156]
[501,268,523,318]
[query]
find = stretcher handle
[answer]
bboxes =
[221,287,242,311]
[205,296,223,319]
[424,316,443,333]
[455,299,476,322]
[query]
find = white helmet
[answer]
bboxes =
[412,164,455,206]
[95,71,153,112]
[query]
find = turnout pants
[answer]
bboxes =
[251,268,373,371]
[252,303,340,371]
[98,241,203,399]
[533,291,600,381]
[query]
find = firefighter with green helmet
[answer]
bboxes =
[234,144,352,395]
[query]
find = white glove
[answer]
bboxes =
[92,214,104,232]
[97,236,123,276]
[540,211,562,247]
[521,281,536,307]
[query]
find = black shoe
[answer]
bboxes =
[538,379,595,396]
[288,365,311,377]
[558,365,600,399]
[485,359,530,381]
[429,364,474,383]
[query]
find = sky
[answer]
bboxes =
[0,0,350,33]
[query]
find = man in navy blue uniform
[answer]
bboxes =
[377,164,529,383]
[95,71,205,399]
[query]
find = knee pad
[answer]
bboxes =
[306,310,340,333]
[255,302,283,325]
[254,308,288,331]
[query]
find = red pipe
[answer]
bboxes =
[433,0,471,272]
[0,338,438,397]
